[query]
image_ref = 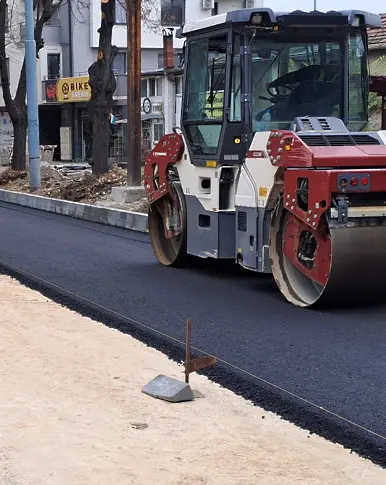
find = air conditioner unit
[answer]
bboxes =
[245,0,258,7]
[202,0,214,10]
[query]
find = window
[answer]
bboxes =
[158,54,164,70]
[112,52,126,74]
[46,10,60,26]
[212,2,218,16]
[175,77,182,95]
[141,79,148,97]
[47,53,60,80]
[142,120,152,151]
[348,33,368,131]
[250,39,343,131]
[149,78,156,97]
[230,35,241,121]
[161,0,185,27]
[143,77,163,97]
[115,0,126,24]
[154,122,164,142]
[157,77,163,96]
[183,33,228,155]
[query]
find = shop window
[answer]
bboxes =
[154,123,164,142]
[142,120,152,151]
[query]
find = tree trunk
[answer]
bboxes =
[88,0,117,174]
[0,0,56,172]
[11,112,28,171]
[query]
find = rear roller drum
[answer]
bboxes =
[148,181,189,267]
[270,202,332,307]
[270,201,386,307]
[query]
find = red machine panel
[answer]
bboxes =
[267,130,386,168]
[144,133,185,204]
[283,168,386,230]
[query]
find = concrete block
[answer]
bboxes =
[142,375,195,403]
[111,186,146,204]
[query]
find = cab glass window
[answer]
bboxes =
[348,33,368,131]
[183,33,228,155]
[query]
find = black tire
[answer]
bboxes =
[148,181,190,267]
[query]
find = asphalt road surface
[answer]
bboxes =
[0,201,385,466]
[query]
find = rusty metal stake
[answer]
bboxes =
[185,319,216,384]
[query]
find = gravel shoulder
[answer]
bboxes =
[0,275,384,485]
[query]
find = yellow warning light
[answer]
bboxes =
[285,145,291,151]
[234,137,241,145]
[259,187,268,197]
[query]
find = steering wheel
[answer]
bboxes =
[267,83,295,99]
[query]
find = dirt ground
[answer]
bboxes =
[0,275,384,485]
[0,164,149,214]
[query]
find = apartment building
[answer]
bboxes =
[0,0,263,163]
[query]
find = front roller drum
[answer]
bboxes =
[270,202,386,307]
[148,181,189,267]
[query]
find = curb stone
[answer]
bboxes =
[0,189,149,233]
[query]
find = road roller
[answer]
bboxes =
[144,8,386,307]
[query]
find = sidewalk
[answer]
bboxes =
[0,275,384,485]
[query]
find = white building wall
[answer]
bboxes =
[90,0,264,51]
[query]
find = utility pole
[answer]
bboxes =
[127,0,142,186]
[25,0,41,191]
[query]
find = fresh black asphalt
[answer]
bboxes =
[0,201,385,467]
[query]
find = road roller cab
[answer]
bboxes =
[144,8,386,307]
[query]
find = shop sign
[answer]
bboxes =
[44,80,57,102]
[57,76,90,102]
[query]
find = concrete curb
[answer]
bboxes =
[0,189,149,233]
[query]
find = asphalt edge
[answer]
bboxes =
[0,260,384,469]
[0,189,148,233]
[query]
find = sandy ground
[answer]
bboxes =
[0,275,384,485]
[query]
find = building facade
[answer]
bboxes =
[0,0,263,163]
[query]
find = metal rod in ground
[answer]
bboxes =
[185,319,192,384]
[25,0,41,191]
[126,0,142,187]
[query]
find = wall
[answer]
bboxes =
[89,0,264,50]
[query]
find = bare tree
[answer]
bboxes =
[87,0,117,174]
[88,0,160,174]
[0,0,160,174]
[0,0,62,171]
